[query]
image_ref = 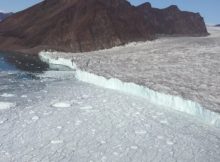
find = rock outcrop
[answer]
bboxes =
[0,0,208,54]
[137,3,208,36]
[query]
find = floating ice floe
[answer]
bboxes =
[39,52,220,128]
[50,140,63,144]
[21,95,28,98]
[32,116,40,121]
[1,93,15,97]
[0,102,16,110]
[80,105,93,110]
[52,102,72,108]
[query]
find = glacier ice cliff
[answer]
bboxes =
[39,51,220,128]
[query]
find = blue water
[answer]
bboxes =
[0,52,72,104]
[0,52,72,81]
[0,52,49,72]
[0,52,50,80]
[0,53,17,71]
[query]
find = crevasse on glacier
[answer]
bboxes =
[39,51,220,128]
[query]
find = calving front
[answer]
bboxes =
[39,51,220,128]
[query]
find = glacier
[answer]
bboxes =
[39,51,220,128]
[0,62,219,161]
[1,28,220,162]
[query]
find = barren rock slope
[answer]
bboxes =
[0,0,207,54]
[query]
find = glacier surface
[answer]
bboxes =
[39,47,220,128]
[40,27,220,114]
[1,27,220,162]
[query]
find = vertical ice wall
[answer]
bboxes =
[39,51,220,128]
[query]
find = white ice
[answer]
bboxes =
[0,102,15,110]
[1,72,219,162]
[52,102,72,108]
[0,27,220,162]
[1,93,15,97]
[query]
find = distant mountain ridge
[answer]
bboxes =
[0,12,13,21]
[216,24,220,27]
[0,0,208,54]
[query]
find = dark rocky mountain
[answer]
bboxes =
[0,12,13,21]
[216,24,220,27]
[137,3,207,36]
[0,0,208,54]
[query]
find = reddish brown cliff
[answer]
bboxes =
[0,0,208,54]
[137,3,207,36]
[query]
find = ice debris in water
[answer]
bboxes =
[0,102,16,110]
[1,93,15,97]
[52,102,72,108]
